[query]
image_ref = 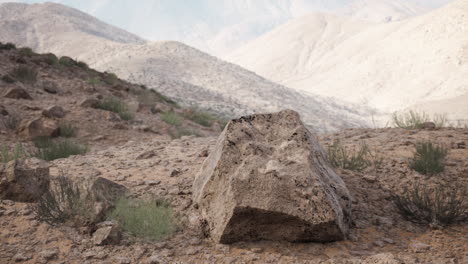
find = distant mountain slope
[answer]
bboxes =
[0,2,145,52]
[340,0,429,22]
[227,0,468,119]
[0,2,373,132]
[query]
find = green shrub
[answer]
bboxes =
[8,66,38,84]
[0,42,16,50]
[410,141,448,175]
[76,61,88,70]
[183,109,216,127]
[109,198,175,241]
[394,182,466,226]
[98,97,134,120]
[0,144,27,163]
[18,47,35,56]
[58,56,75,67]
[59,122,77,138]
[392,111,447,129]
[33,138,88,161]
[327,140,382,172]
[32,175,95,226]
[42,53,60,67]
[1,75,16,83]
[161,112,182,126]
[103,72,119,86]
[88,77,103,86]
[134,88,178,109]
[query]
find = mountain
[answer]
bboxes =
[0,0,452,56]
[0,2,374,132]
[227,0,468,121]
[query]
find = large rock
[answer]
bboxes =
[42,106,66,118]
[17,118,60,141]
[0,159,50,202]
[3,86,32,100]
[193,110,352,244]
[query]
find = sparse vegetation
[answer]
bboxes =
[0,42,16,50]
[58,56,75,67]
[410,141,448,175]
[0,144,28,163]
[392,111,447,129]
[76,61,89,70]
[98,97,134,120]
[161,111,183,126]
[327,139,383,172]
[18,47,35,57]
[33,138,88,161]
[42,53,60,67]
[32,174,95,226]
[1,74,16,83]
[109,198,176,241]
[132,87,178,107]
[183,109,216,127]
[1,115,20,130]
[88,77,103,86]
[103,72,119,86]
[59,122,78,138]
[8,66,38,84]
[394,182,467,226]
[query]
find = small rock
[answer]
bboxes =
[170,169,182,177]
[409,242,431,253]
[93,221,121,245]
[198,149,209,157]
[136,151,157,160]
[42,80,59,94]
[12,253,32,262]
[146,180,161,186]
[421,122,436,130]
[39,249,58,261]
[373,240,385,248]
[147,255,164,264]
[42,106,66,119]
[114,257,132,264]
[80,98,100,108]
[0,105,8,116]
[159,249,174,257]
[363,175,377,183]
[3,87,32,100]
[251,247,264,253]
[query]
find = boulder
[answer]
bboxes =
[17,118,60,141]
[42,106,66,118]
[93,221,121,245]
[3,86,32,100]
[0,159,50,202]
[193,110,352,243]
[42,80,60,94]
[80,98,101,108]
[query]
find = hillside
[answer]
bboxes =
[227,0,468,122]
[0,2,374,133]
[340,0,429,22]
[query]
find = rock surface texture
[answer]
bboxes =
[0,159,50,202]
[193,110,352,243]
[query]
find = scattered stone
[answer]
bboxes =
[42,105,66,118]
[0,159,50,202]
[364,253,402,264]
[363,175,377,183]
[409,242,431,253]
[93,221,122,245]
[105,112,121,122]
[170,169,182,177]
[42,80,59,94]
[3,87,32,100]
[421,122,436,130]
[193,110,352,244]
[136,150,157,160]
[12,253,32,262]
[146,180,161,186]
[17,118,59,141]
[80,98,100,108]
[0,105,8,116]
[147,255,164,264]
[373,240,385,248]
[39,249,58,261]
[198,148,209,157]
[159,249,174,257]
[114,257,132,264]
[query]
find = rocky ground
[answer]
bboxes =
[0,45,467,264]
[1,128,467,264]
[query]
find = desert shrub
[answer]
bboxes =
[109,198,175,240]
[76,61,88,70]
[18,47,35,57]
[8,66,38,84]
[327,140,382,172]
[33,138,88,161]
[0,42,16,50]
[161,111,182,126]
[59,122,77,138]
[42,53,60,67]
[103,72,119,86]
[394,182,466,226]
[392,111,447,129]
[1,74,16,83]
[134,88,178,109]
[1,115,20,130]
[32,175,95,226]
[98,97,134,120]
[58,56,75,67]
[410,141,448,175]
[88,77,103,86]
[169,127,201,139]
[183,109,216,127]
[0,143,27,163]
